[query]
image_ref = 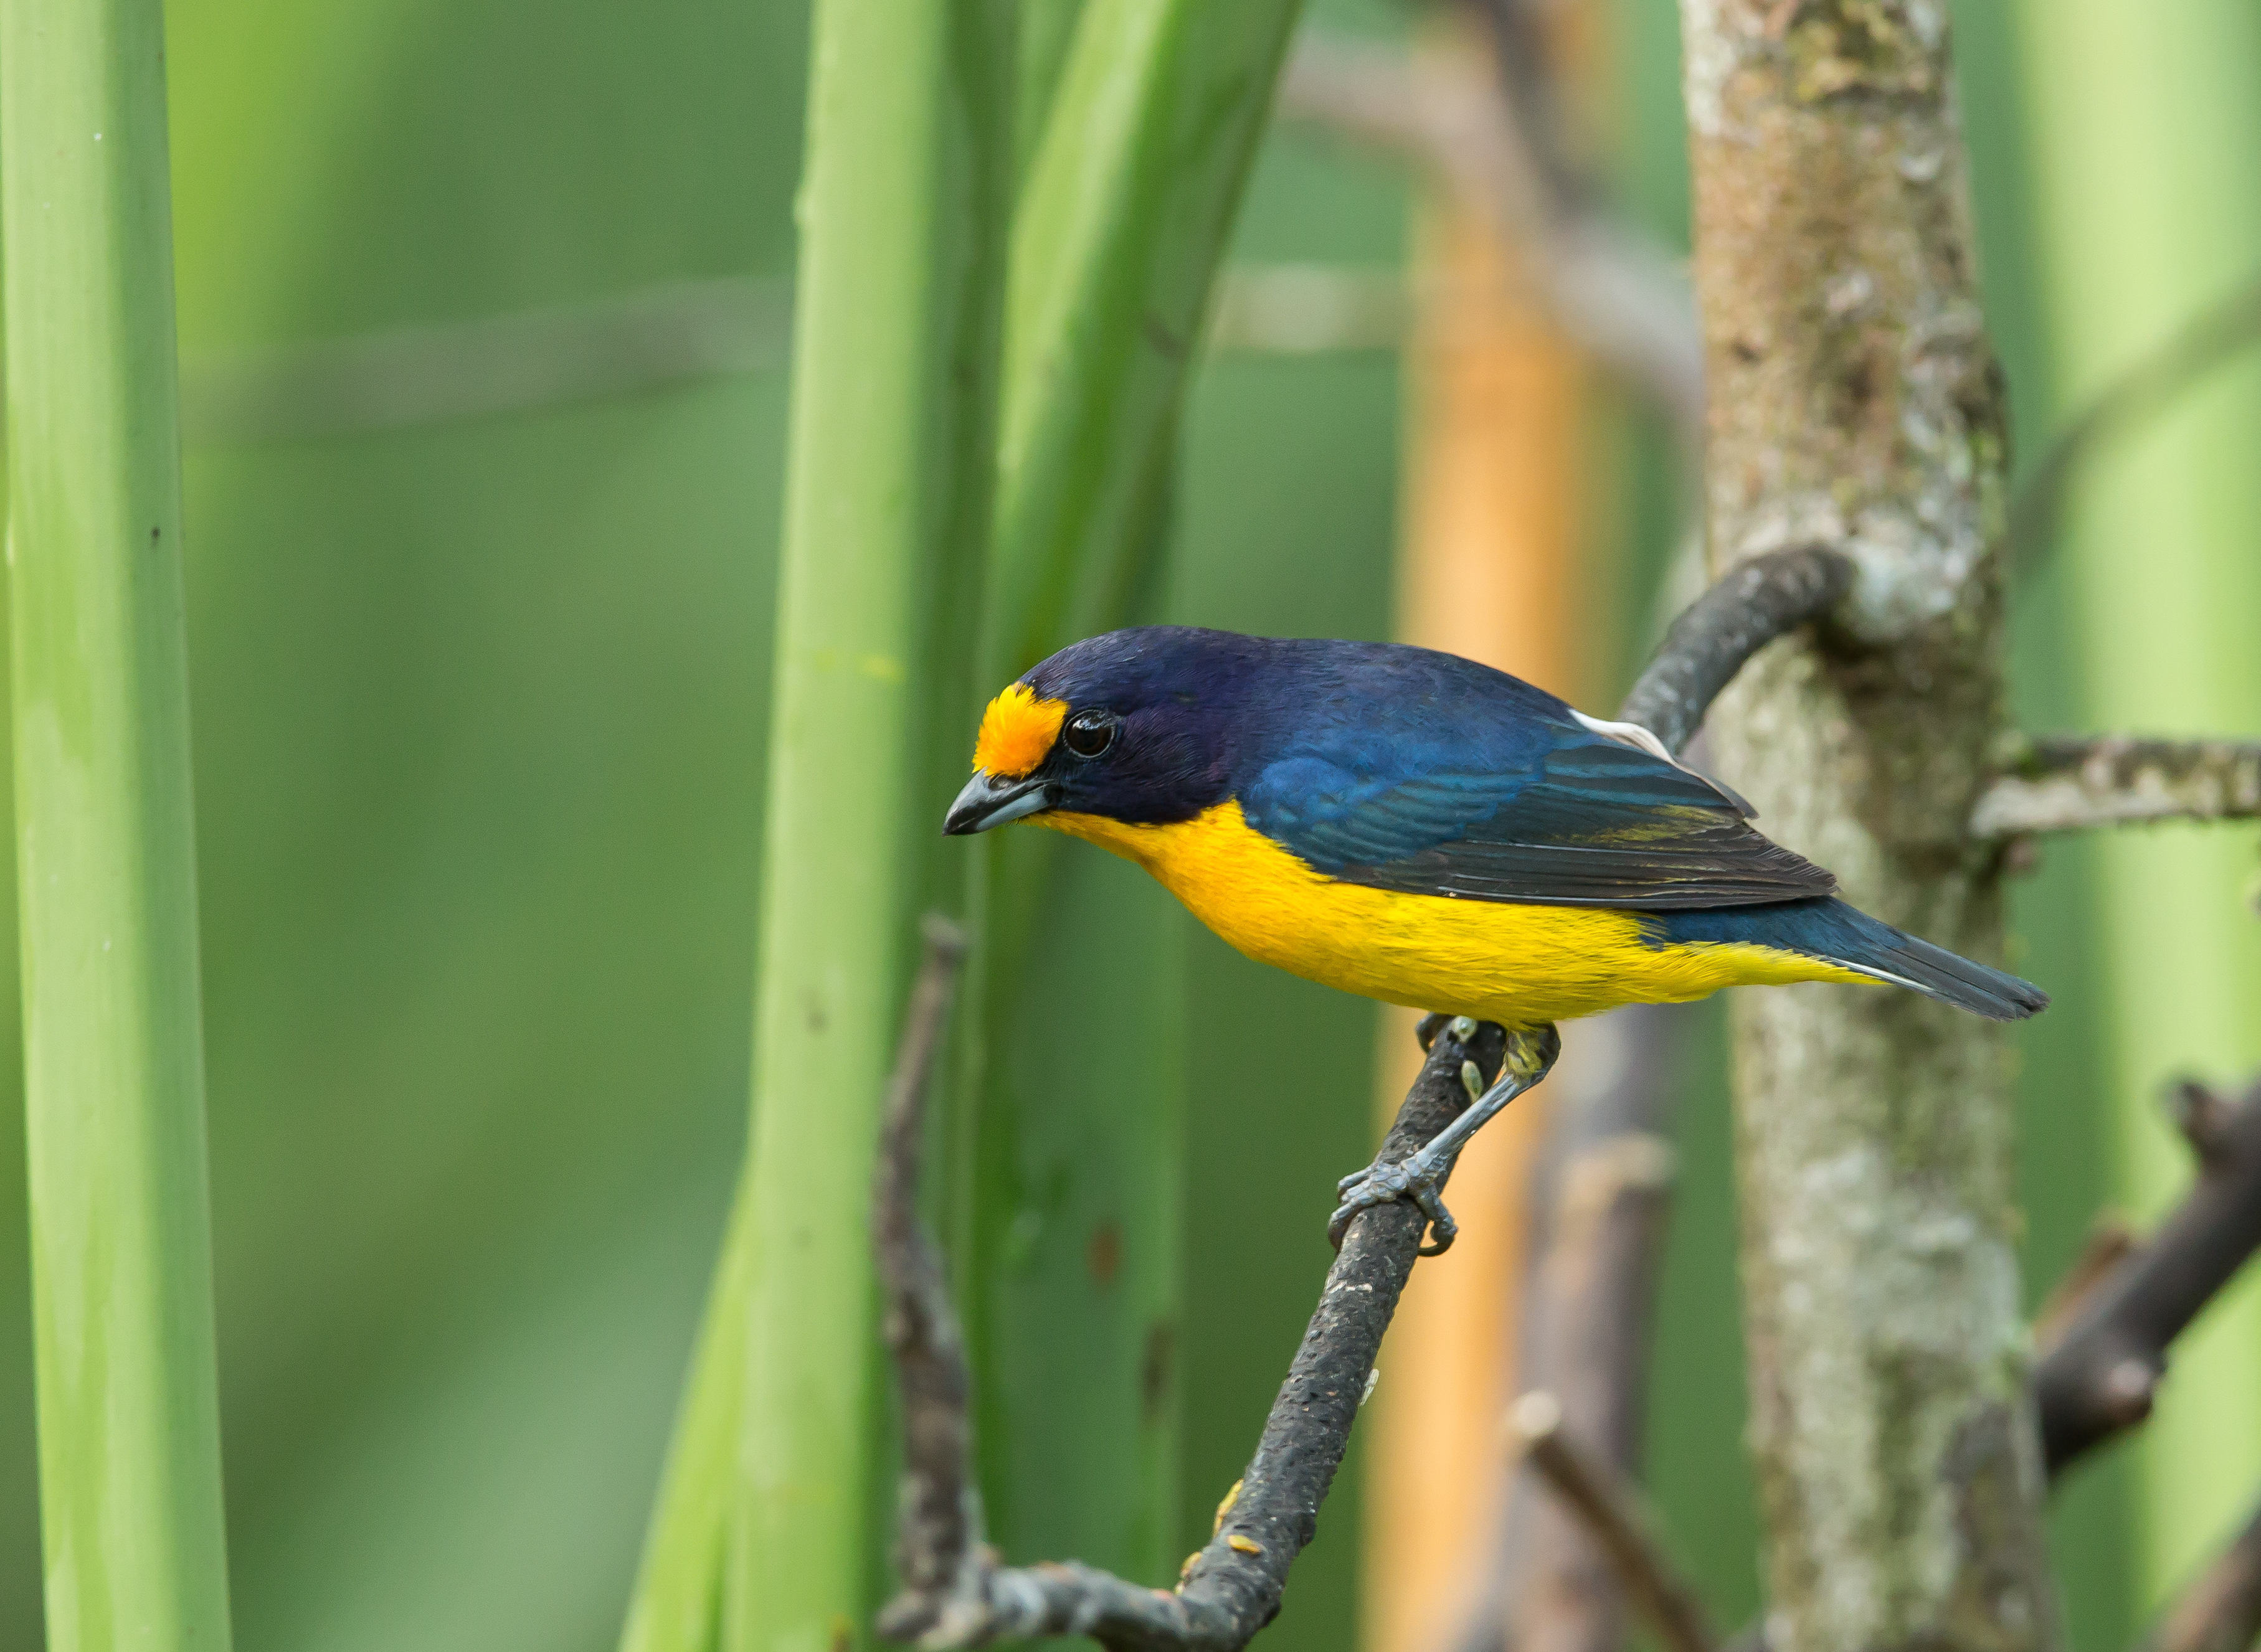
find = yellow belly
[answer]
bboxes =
[1038,800,1871,1027]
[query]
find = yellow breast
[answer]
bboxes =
[1037,800,1868,1027]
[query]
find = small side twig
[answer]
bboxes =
[2140,1496,2261,1652]
[2035,1073,2261,1476]
[876,960,1514,1650]
[1505,1391,1717,1652]
[1617,547,1856,757]
[1970,734,2261,840]
[875,917,985,1636]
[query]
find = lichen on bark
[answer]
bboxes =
[1672,6,2059,1652]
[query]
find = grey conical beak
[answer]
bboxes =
[943,771,1052,835]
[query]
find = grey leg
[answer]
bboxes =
[1327,1022,1562,1256]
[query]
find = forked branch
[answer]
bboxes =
[1275,31,1702,443]
[1618,546,1854,757]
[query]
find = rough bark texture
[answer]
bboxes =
[1674,9,2058,1652]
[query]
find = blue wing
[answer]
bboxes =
[1240,714,1835,911]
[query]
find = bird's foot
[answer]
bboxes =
[1329,1154,1459,1255]
[1327,1021,1561,1259]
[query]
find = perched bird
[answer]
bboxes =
[944,626,2044,1248]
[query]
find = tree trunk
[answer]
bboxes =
[1672,9,2058,1652]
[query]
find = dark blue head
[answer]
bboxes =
[943,627,1271,834]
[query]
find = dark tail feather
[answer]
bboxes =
[1661,896,2047,1021]
[1825,902,2048,1022]
[1856,930,2049,1020]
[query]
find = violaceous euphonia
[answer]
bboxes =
[944,626,2044,1249]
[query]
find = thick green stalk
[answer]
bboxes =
[666,2,1016,1650]
[619,1183,755,1652]
[1015,0,1088,186]
[2014,1,2261,1604]
[986,0,1307,682]
[954,0,1304,1590]
[1,0,234,1648]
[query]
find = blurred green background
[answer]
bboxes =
[4,1,2260,1648]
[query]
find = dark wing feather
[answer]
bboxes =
[1248,727,1836,910]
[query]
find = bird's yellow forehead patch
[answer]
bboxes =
[972,683,1068,778]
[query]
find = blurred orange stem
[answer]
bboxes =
[1362,21,1595,1652]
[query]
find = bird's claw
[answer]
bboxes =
[1327,1153,1457,1255]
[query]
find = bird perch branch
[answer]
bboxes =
[876,923,1512,1650]
[2035,1072,2261,1476]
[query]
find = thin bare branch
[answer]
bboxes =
[1277,33,1486,180]
[874,917,984,1631]
[182,276,794,443]
[1971,735,2261,840]
[877,1000,1515,1650]
[1275,30,1702,443]
[1445,0,1704,446]
[1506,1391,1717,1652]
[2036,1074,2261,1476]
[2141,1496,2261,1652]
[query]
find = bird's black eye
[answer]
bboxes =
[1063,710,1117,758]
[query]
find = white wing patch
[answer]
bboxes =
[1570,708,1758,819]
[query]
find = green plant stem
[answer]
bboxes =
[620,1,1015,1648]
[0,0,235,1648]
[986,0,1307,684]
